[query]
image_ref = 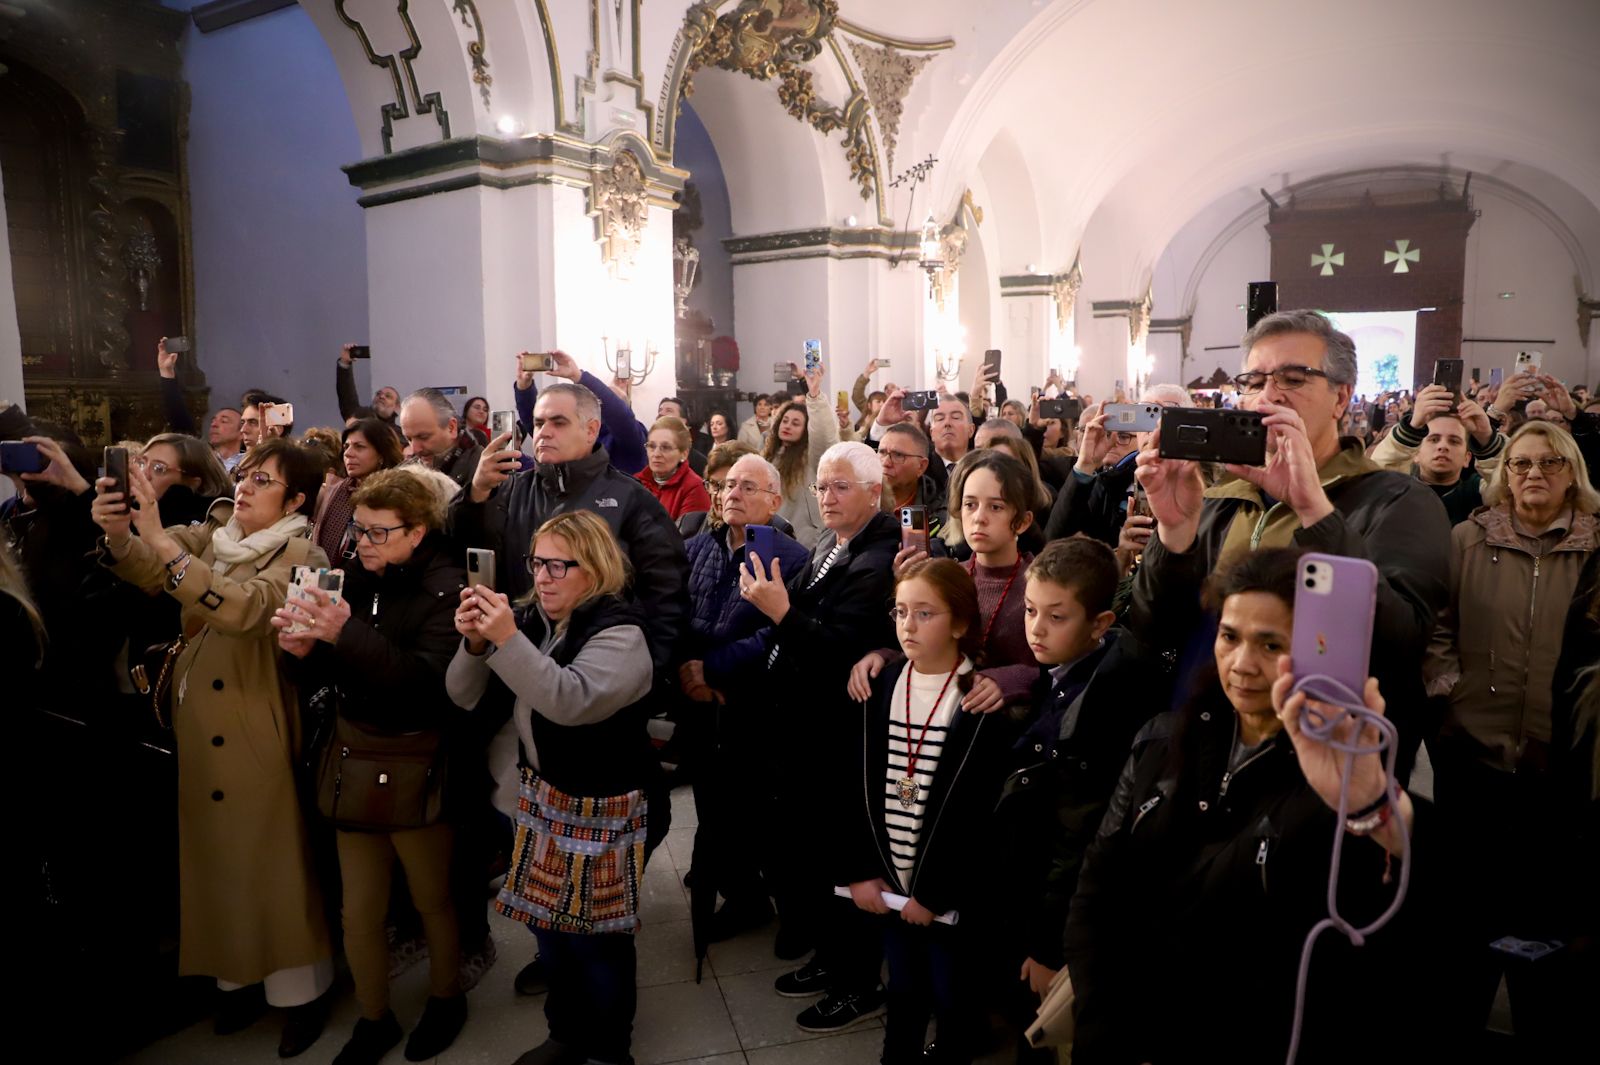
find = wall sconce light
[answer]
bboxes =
[603,335,657,385]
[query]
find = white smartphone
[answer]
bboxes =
[287,566,345,634]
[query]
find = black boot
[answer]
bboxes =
[404,995,467,1060]
[278,990,332,1058]
[213,984,267,1035]
[514,956,549,996]
[331,1012,402,1065]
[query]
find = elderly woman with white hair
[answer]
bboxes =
[735,441,905,1029]
[1043,382,1192,545]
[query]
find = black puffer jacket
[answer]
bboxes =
[295,535,465,733]
[447,444,688,673]
[1043,454,1136,547]
[1064,693,1435,1064]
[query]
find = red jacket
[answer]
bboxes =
[636,461,711,521]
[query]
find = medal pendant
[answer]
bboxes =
[896,776,919,809]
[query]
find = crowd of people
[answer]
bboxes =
[3,311,1597,1065]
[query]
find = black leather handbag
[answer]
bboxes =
[315,713,447,832]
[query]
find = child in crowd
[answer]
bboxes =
[844,559,1019,1065]
[995,537,1172,1056]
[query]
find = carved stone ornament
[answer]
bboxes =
[123,229,162,313]
[1052,257,1084,333]
[589,150,649,276]
[678,1,876,201]
[929,223,967,311]
[845,39,932,175]
[1128,289,1154,347]
[452,0,493,111]
[86,126,132,372]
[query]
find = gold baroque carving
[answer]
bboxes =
[85,127,131,373]
[844,40,932,176]
[1129,288,1154,347]
[451,0,493,111]
[677,1,875,201]
[1052,257,1084,332]
[588,150,649,276]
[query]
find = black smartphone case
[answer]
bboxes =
[1158,408,1268,466]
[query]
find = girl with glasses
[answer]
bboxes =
[844,558,1017,1065]
[446,510,662,1065]
[90,437,337,1056]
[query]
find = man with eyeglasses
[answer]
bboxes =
[1131,309,1451,776]
[1044,384,1190,546]
[1371,382,1506,526]
[677,454,813,942]
[734,441,902,1035]
[875,422,947,539]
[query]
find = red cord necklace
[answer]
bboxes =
[896,663,960,809]
[968,554,1023,650]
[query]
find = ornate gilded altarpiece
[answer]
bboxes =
[1,0,203,445]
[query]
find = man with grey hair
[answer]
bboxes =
[1044,382,1192,544]
[1130,308,1450,775]
[400,387,483,489]
[733,438,900,1031]
[676,451,815,941]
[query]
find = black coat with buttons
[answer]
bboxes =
[291,535,466,734]
[1062,690,1431,1065]
[992,627,1169,970]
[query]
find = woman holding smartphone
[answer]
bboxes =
[1062,547,1422,1064]
[90,438,336,1057]
[274,467,471,1065]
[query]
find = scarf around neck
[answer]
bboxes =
[210,512,310,573]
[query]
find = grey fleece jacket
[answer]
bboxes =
[445,618,651,815]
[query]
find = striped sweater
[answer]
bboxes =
[884,658,973,881]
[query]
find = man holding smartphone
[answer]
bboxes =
[1372,383,1506,526]
[1130,309,1450,777]
[337,344,402,431]
[512,349,648,476]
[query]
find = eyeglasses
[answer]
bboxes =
[890,606,948,624]
[1111,431,1137,445]
[706,479,726,493]
[134,457,180,477]
[878,448,922,464]
[1506,456,1569,477]
[644,442,680,453]
[1232,365,1332,394]
[526,555,580,578]
[234,469,286,490]
[723,478,779,496]
[345,521,409,545]
[810,480,873,497]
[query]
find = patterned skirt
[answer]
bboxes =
[495,767,648,935]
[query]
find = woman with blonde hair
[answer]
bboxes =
[1427,419,1598,1048]
[446,509,661,1065]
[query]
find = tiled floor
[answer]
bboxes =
[123,786,1006,1065]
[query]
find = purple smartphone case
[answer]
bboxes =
[1291,553,1378,702]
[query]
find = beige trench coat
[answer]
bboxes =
[108,504,331,985]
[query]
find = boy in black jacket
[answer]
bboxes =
[996,538,1171,1056]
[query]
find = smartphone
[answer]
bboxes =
[773,361,792,383]
[1432,358,1465,407]
[982,348,1002,380]
[1291,553,1378,704]
[264,403,295,428]
[164,336,191,354]
[0,441,45,474]
[837,390,849,414]
[1246,281,1278,329]
[1030,386,1042,401]
[1103,402,1163,433]
[1157,407,1268,466]
[873,358,892,372]
[1513,350,1543,375]
[348,344,371,359]
[287,566,345,634]
[490,410,517,438]
[1489,366,1504,387]
[1114,379,1126,396]
[804,339,822,374]
[104,446,130,511]
[1129,481,1153,519]
[745,524,777,572]
[466,547,496,592]
[900,505,929,554]
[519,351,556,373]
[1038,397,1083,422]
[902,390,939,412]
